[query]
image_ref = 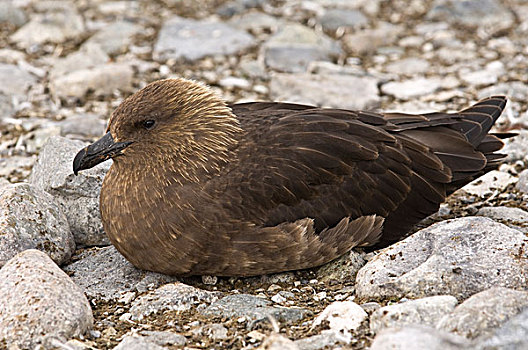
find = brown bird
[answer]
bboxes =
[73,78,511,276]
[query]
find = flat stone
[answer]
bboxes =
[427,0,514,35]
[259,333,299,350]
[381,77,443,100]
[294,330,341,350]
[478,82,528,101]
[501,130,528,162]
[370,296,458,334]
[461,170,517,197]
[50,63,133,99]
[475,307,528,350]
[319,9,368,32]
[11,5,85,47]
[370,325,470,350]
[342,22,403,55]
[49,43,109,80]
[263,23,341,73]
[114,335,165,350]
[29,136,110,246]
[62,246,178,302]
[0,63,37,97]
[0,1,27,27]
[130,282,220,321]
[58,113,107,138]
[193,323,228,341]
[154,16,255,61]
[83,21,143,56]
[316,250,366,283]
[140,330,187,346]
[229,12,282,32]
[477,207,528,232]
[0,250,93,349]
[459,61,505,87]
[437,287,528,339]
[270,73,380,110]
[355,217,528,302]
[0,183,74,267]
[385,58,431,75]
[202,294,309,328]
[312,301,367,342]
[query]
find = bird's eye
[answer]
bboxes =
[143,120,155,129]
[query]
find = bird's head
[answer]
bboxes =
[73,78,241,178]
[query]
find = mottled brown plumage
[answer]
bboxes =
[73,78,511,276]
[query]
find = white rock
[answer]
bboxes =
[461,170,517,197]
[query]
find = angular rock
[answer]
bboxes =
[461,170,517,197]
[114,335,165,350]
[370,296,458,334]
[355,217,528,301]
[270,73,380,110]
[427,0,514,35]
[58,113,107,138]
[263,24,341,73]
[229,12,282,33]
[259,333,299,350]
[370,325,470,350]
[477,207,528,233]
[516,169,528,193]
[49,43,109,80]
[342,22,403,55]
[202,294,309,328]
[0,63,37,97]
[437,287,528,339]
[154,16,255,61]
[50,63,133,99]
[381,77,443,100]
[294,330,341,350]
[193,323,228,341]
[29,136,110,246]
[11,5,85,48]
[0,183,74,267]
[501,130,528,162]
[316,250,366,283]
[312,301,367,341]
[62,246,177,302]
[0,1,27,28]
[385,58,431,76]
[0,250,93,349]
[140,330,187,346]
[83,21,142,56]
[319,9,368,32]
[475,307,528,350]
[130,282,220,321]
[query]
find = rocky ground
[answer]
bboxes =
[0,0,528,349]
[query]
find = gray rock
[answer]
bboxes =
[316,250,366,283]
[270,73,380,110]
[381,77,443,100]
[461,170,517,197]
[193,323,228,340]
[0,49,26,64]
[370,296,458,334]
[50,63,133,99]
[437,287,528,339]
[516,169,528,193]
[477,82,528,101]
[342,22,403,55]
[294,330,341,350]
[0,93,14,119]
[154,16,255,61]
[385,58,431,75]
[0,63,37,97]
[201,294,309,328]
[370,325,470,350]
[459,61,505,88]
[0,183,74,267]
[0,1,27,27]
[319,9,368,32]
[501,130,528,163]
[216,0,267,18]
[477,207,528,233]
[475,307,528,350]
[140,330,187,346]
[50,43,109,80]
[16,126,62,154]
[263,24,341,73]
[58,113,107,138]
[29,136,110,246]
[62,246,177,302]
[355,217,528,302]
[229,12,282,32]
[114,335,165,350]
[0,250,93,349]
[84,21,143,56]
[130,282,220,321]
[11,5,85,48]
[427,0,514,34]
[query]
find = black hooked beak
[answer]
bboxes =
[73,132,133,175]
